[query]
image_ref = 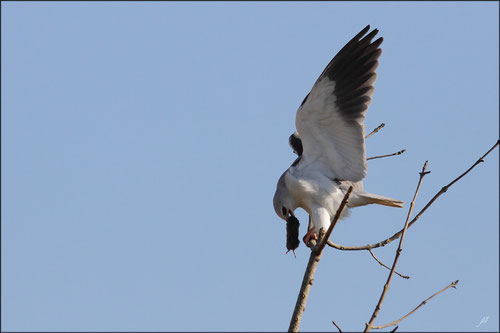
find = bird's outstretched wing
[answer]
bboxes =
[295,25,382,182]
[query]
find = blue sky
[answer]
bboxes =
[1,2,498,332]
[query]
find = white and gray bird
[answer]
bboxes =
[273,25,404,247]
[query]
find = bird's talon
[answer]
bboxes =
[303,230,319,247]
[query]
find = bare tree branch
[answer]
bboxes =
[317,186,354,253]
[288,186,353,333]
[332,320,343,333]
[365,123,385,139]
[368,249,409,279]
[367,149,406,161]
[327,140,499,251]
[364,161,429,332]
[370,280,459,330]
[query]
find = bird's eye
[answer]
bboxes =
[282,207,288,216]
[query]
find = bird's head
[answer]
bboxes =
[273,172,296,221]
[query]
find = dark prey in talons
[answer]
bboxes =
[286,215,300,255]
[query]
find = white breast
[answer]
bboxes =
[285,160,349,219]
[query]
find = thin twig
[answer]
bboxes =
[288,186,353,332]
[390,326,399,332]
[368,249,409,279]
[332,320,343,333]
[370,280,459,330]
[367,149,406,161]
[364,161,429,332]
[327,140,499,251]
[365,123,385,139]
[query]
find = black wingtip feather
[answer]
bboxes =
[313,26,383,122]
[373,36,383,46]
[359,25,371,37]
[360,28,379,43]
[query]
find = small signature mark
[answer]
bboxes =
[476,316,489,328]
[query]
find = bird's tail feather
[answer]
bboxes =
[351,192,404,208]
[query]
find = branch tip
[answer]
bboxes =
[367,149,406,161]
[368,249,410,279]
[365,123,386,139]
[332,320,343,333]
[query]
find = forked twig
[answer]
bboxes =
[288,186,353,332]
[367,149,406,161]
[365,123,385,139]
[364,161,429,332]
[327,140,499,251]
[370,280,459,330]
[368,249,409,279]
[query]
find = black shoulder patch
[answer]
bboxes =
[288,132,303,156]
